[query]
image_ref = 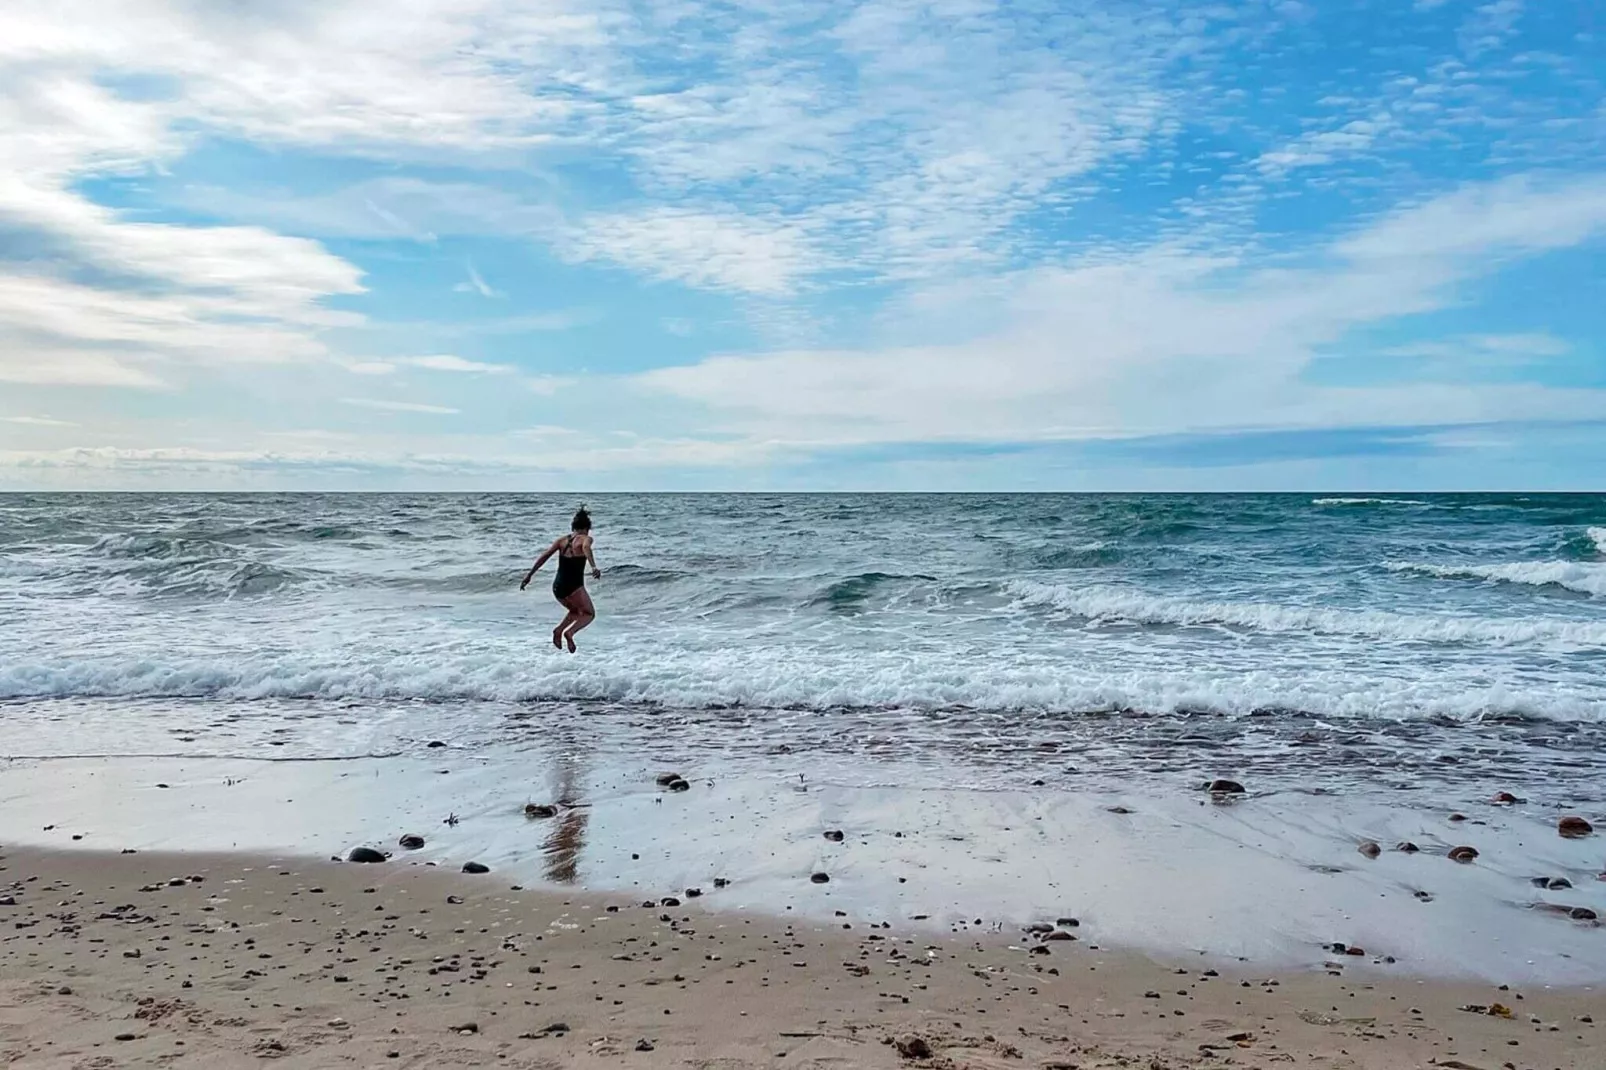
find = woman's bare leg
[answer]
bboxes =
[552,610,577,648]
[561,589,596,652]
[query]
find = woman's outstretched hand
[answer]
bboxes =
[519,573,532,591]
[591,568,602,580]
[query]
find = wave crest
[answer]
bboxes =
[1006,580,1606,646]
[1387,560,1606,598]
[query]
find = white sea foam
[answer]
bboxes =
[1006,580,1606,645]
[1590,526,1606,555]
[1386,560,1606,598]
[1311,497,1429,506]
[2,641,1602,722]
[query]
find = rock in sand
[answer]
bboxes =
[1448,846,1479,863]
[1558,816,1594,838]
[1358,841,1381,858]
[1203,779,1245,794]
[398,834,425,850]
[462,861,490,874]
[347,847,388,864]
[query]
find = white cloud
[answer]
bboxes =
[638,175,1606,444]
[341,398,461,414]
[1382,333,1571,364]
[398,355,514,374]
[453,262,505,298]
[1,415,77,427]
[1460,0,1524,58]
[565,207,823,296]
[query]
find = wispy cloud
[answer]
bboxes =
[638,176,1606,445]
[1,415,77,427]
[398,355,514,374]
[340,398,461,414]
[453,262,504,298]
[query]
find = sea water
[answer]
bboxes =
[3,493,1603,779]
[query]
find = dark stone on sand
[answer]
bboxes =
[426,740,447,748]
[713,878,729,888]
[1493,791,1524,804]
[1029,944,1051,955]
[893,1034,932,1059]
[1031,779,1046,787]
[1448,846,1479,863]
[1396,842,1420,853]
[446,895,464,904]
[398,834,425,850]
[655,772,684,786]
[1358,841,1381,859]
[0,896,14,907]
[451,1023,479,1035]
[347,847,388,864]
[661,897,681,907]
[810,872,830,884]
[462,861,490,874]
[524,803,558,819]
[115,1033,137,1042]
[1025,923,1054,935]
[636,1039,655,1052]
[1107,806,1133,814]
[1345,945,1365,956]
[1055,917,1080,928]
[122,948,141,959]
[543,1022,570,1035]
[1044,930,1076,941]
[1572,907,1599,921]
[1558,816,1594,838]
[1204,779,1245,794]
[667,778,690,792]
[1449,813,1467,822]
[684,888,702,898]
[56,986,71,995]
[824,830,845,842]
[1532,877,1572,890]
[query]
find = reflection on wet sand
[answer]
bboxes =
[541,752,589,884]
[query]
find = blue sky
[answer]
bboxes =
[1,0,1603,490]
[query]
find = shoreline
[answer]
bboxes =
[2,749,1605,988]
[2,846,1602,1069]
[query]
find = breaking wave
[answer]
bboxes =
[1007,580,1606,646]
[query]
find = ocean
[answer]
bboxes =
[4,492,1604,761]
[4,492,1605,979]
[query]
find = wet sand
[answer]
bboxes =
[2,847,1601,1070]
[3,752,1604,983]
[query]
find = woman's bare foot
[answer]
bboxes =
[552,626,563,649]
[565,634,577,653]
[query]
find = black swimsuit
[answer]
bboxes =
[552,537,588,600]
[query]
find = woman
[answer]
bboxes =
[520,506,601,652]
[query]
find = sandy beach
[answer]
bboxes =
[1,846,1600,1069]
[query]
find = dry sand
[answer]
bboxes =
[0,848,1598,1069]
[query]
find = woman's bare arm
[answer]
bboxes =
[583,535,601,578]
[520,538,564,590]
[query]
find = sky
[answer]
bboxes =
[1,0,1603,491]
